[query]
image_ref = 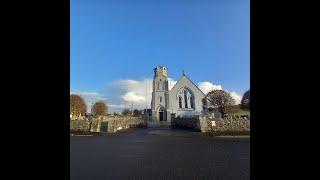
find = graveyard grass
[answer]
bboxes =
[230,105,250,116]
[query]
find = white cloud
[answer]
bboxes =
[197,81,242,105]
[122,92,146,103]
[108,104,127,109]
[198,81,223,94]
[168,78,177,90]
[227,91,242,105]
[111,78,153,106]
[110,78,178,109]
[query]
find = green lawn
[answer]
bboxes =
[210,105,250,116]
[230,105,250,116]
[231,108,250,116]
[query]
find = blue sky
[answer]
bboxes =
[71,0,250,113]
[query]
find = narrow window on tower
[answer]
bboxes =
[157,82,159,90]
[179,97,182,108]
[160,96,162,103]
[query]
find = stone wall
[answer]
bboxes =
[101,116,147,133]
[70,120,89,131]
[207,116,250,133]
[171,116,202,131]
[70,116,147,133]
[171,115,250,133]
[70,118,101,132]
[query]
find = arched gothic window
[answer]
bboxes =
[184,90,188,108]
[190,96,194,109]
[160,96,162,103]
[177,88,194,109]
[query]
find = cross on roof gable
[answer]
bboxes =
[169,74,205,96]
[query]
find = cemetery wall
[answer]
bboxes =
[171,115,250,133]
[70,116,147,133]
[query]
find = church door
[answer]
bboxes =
[159,112,163,121]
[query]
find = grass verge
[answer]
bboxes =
[206,131,250,137]
[70,131,101,136]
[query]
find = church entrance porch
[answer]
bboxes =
[159,112,164,121]
[157,106,167,122]
[149,105,171,127]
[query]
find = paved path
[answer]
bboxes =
[70,128,250,180]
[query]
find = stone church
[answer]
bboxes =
[151,66,205,124]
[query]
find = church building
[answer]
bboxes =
[151,66,206,124]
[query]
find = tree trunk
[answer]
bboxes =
[88,120,92,133]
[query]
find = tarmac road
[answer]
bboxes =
[70,128,250,180]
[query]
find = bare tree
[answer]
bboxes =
[91,101,108,117]
[203,90,235,117]
[133,109,142,117]
[122,108,132,116]
[70,94,87,118]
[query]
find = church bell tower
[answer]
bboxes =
[151,66,169,122]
